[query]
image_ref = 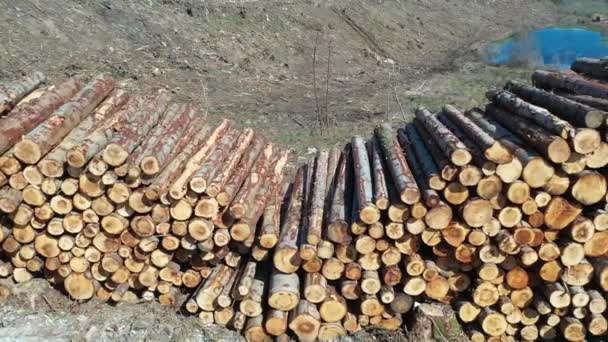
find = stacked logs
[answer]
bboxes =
[0,72,289,322]
[2,56,608,342]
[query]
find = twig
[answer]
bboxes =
[324,38,332,130]
[312,32,323,135]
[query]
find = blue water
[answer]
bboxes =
[486,27,608,69]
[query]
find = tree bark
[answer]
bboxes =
[374,124,420,204]
[327,146,351,244]
[572,57,608,79]
[168,119,232,200]
[102,91,171,167]
[487,89,573,138]
[533,69,608,98]
[442,104,512,164]
[506,79,607,128]
[485,104,571,164]
[352,137,380,224]
[273,166,304,273]
[0,78,82,156]
[0,71,46,114]
[415,107,472,166]
[189,128,241,194]
[216,137,264,207]
[40,88,128,177]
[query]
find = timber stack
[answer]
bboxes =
[1,56,608,342]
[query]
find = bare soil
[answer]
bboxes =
[0,0,604,341]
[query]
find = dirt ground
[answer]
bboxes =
[0,0,606,341]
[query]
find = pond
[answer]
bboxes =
[485,27,608,69]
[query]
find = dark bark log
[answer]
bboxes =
[374,124,420,204]
[533,69,608,99]
[403,123,445,190]
[487,89,573,138]
[307,150,329,244]
[572,57,608,80]
[485,104,571,164]
[368,139,389,210]
[441,104,513,164]
[415,107,472,166]
[327,145,352,244]
[506,80,607,128]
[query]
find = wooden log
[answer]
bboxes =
[544,196,582,230]
[143,117,209,201]
[319,287,347,323]
[0,78,82,156]
[587,142,608,169]
[368,139,389,209]
[39,89,128,177]
[461,198,493,228]
[264,309,288,337]
[0,186,23,213]
[571,171,607,205]
[268,270,300,311]
[102,91,170,167]
[560,317,586,341]
[131,103,196,177]
[327,146,351,244]
[168,119,232,200]
[195,264,234,311]
[403,124,446,190]
[273,166,304,273]
[288,300,321,342]
[442,104,512,164]
[485,104,571,163]
[533,69,608,99]
[0,71,46,114]
[304,150,329,244]
[478,308,507,337]
[205,128,255,197]
[352,137,380,224]
[13,74,114,165]
[487,89,573,138]
[189,128,241,194]
[415,107,472,166]
[572,57,608,79]
[413,120,459,181]
[465,108,554,188]
[374,124,420,204]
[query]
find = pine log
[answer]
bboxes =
[0,71,46,114]
[273,166,304,273]
[0,186,23,214]
[558,92,608,111]
[288,300,321,342]
[189,128,241,194]
[368,139,389,209]
[506,79,607,128]
[465,108,555,188]
[43,93,126,177]
[268,270,300,311]
[485,104,571,163]
[143,117,209,201]
[442,104,512,164]
[101,91,170,167]
[0,78,83,156]
[131,103,196,177]
[13,75,113,165]
[168,119,232,200]
[306,150,329,244]
[403,123,445,190]
[352,137,380,224]
[327,146,351,244]
[571,171,607,205]
[487,89,573,138]
[216,137,264,207]
[374,124,420,204]
[415,107,472,166]
[533,69,608,98]
[413,120,459,181]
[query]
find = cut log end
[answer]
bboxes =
[14,140,42,165]
[451,148,472,167]
[547,138,571,164]
[102,143,130,167]
[140,156,160,176]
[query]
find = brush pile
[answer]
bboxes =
[1,57,608,342]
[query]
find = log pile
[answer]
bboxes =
[1,57,608,342]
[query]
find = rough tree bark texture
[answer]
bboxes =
[485,104,571,164]
[368,139,389,210]
[533,69,608,99]
[39,89,129,177]
[441,104,512,164]
[0,78,83,156]
[327,145,351,244]
[572,57,608,80]
[13,74,115,164]
[374,124,420,204]
[131,103,196,176]
[415,107,472,166]
[505,80,607,128]
[0,71,46,114]
[102,90,171,166]
[351,137,379,225]
[487,89,573,138]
